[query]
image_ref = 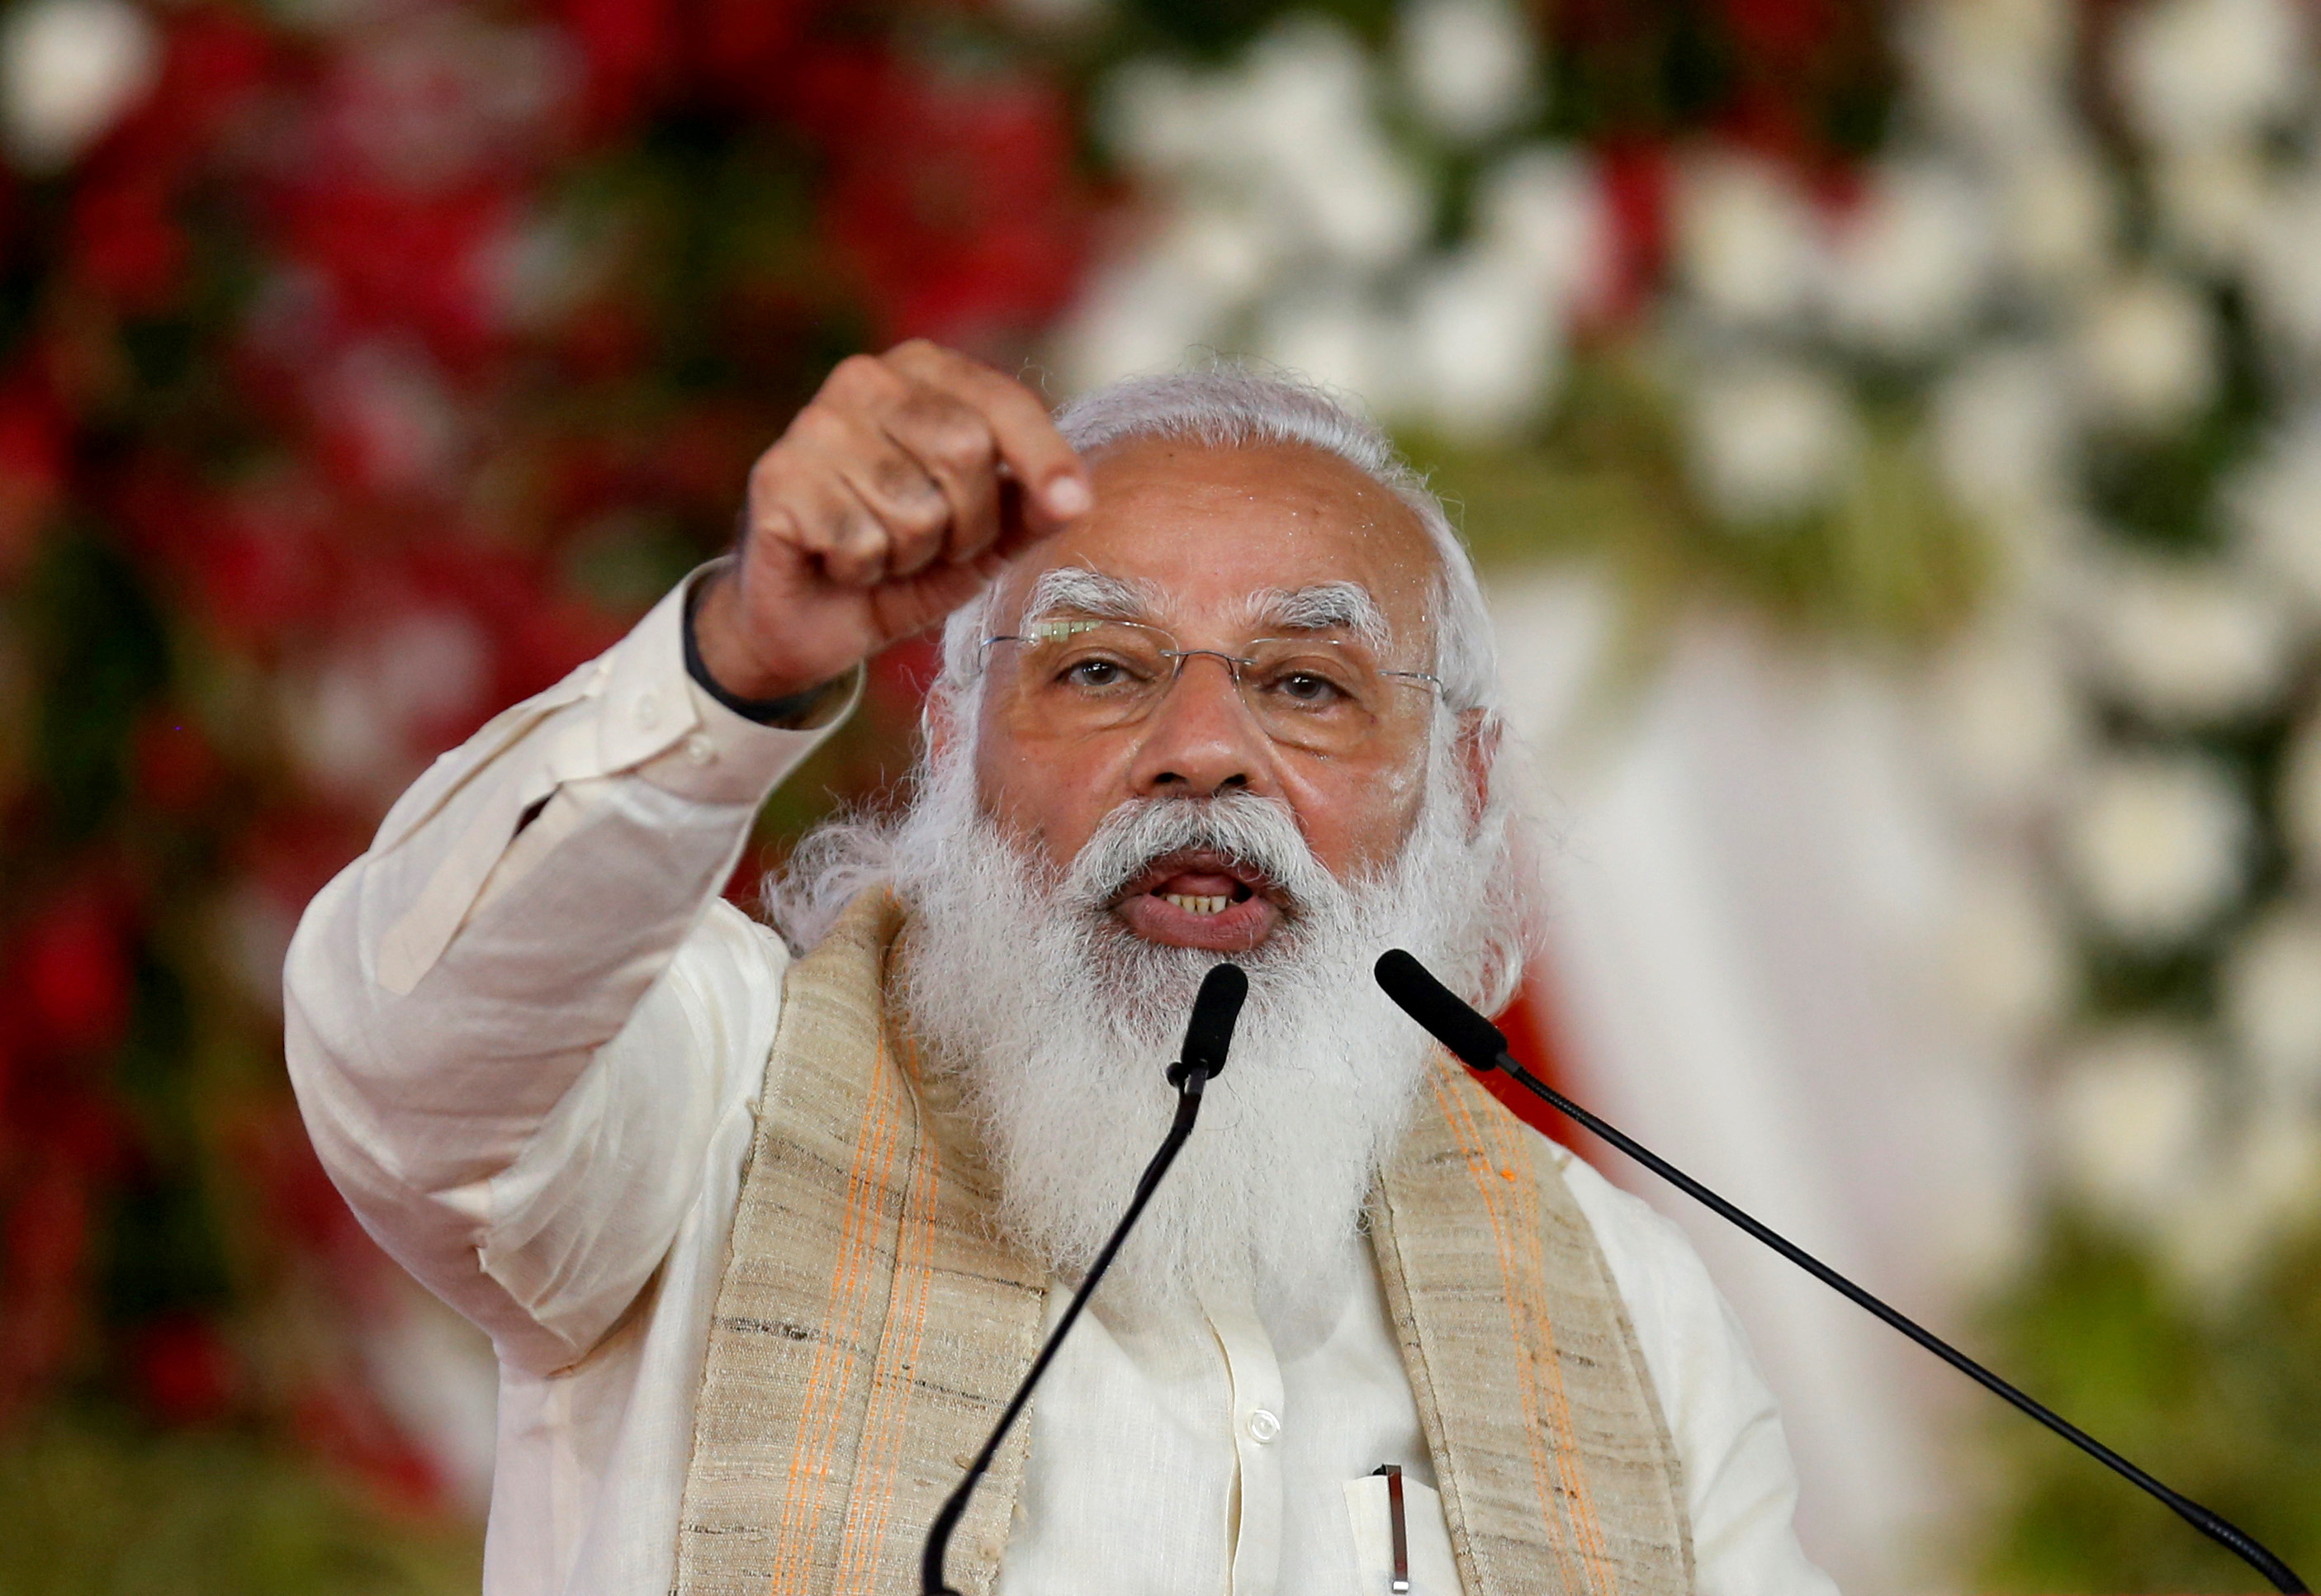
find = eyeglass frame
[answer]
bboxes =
[976,616,1442,741]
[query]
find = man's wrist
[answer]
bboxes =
[682,575,854,728]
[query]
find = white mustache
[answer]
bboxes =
[1063,792,1345,917]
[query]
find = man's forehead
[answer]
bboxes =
[997,437,1439,631]
[1014,566,1390,642]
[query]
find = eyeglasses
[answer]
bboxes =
[979,618,1440,755]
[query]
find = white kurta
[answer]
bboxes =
[283,576,1840,1596]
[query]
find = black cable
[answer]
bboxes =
[921,1062,1212,1596]
[1491,1053,2308,1596]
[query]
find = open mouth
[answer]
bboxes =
[1110,849,1282,949]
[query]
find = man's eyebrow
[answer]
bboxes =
[1018,568,1162,626]
[1243,582,1390,649]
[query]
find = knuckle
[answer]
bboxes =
[869,449,940,509]
[785,404,850,453]
[897,396,997,477]
[824,353,898,405]
[926,414,997,477]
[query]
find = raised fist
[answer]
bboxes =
[691,340,1092,703]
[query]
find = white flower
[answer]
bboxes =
[2072,272,2216,432]
[1103,59,1210,173]
[2156,1109,2321,1299]
[2079,556,2300,723]
[316,341,463,494]
[1471,145,1612,308]
[217,883,296,1017]
[1679,160,1818,325]
[1239,20,1428,271]
[2224,904,2321,1105]
[2227,410,2321,612]
[2246,163,2321,361]
[1100,21,1426,273]
[1822,161,1995,358]
[1255,287,1400,408]
[0,0,158,172]
[1399,0,1536,143]
[1054,249,1231,390]
[1931,343,2077,521]
[1402,248,1562,440]
[1944,860,2075,1040]
[2278,712,2321,879]
[2152,140,2272,268]
[334,17,574,191]
[1684,358,1858,526]
[2061,751,2249,944]
[2049,1025,2218,1229]
[1670,149,1822,328]
[2112,0,2307,154]
[279,609,492,801]
[1928,619,2087,815]
[1993,141,2116,295]
[1901,0,2077,154]
[997,0,1107,25]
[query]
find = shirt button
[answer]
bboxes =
[682,733,715,765]
[1245,1409,1281,1444]
[633,691,660,730]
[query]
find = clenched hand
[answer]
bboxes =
[692,340,1091,703]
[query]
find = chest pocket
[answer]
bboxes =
[1344,1470,1463,1596]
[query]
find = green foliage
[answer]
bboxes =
[0,1418,481,1596]
[1975,1220,2321,1593]
[1411,351,1988,665]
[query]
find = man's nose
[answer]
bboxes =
[1125,655,1273,798]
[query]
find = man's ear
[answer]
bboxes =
[1452,708,1499,834]
[923,688,960,767]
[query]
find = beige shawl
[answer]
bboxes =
[673,893,1692,1595]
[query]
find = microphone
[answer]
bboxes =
[1372,949,2309,1596]
[921,962,1249,1596]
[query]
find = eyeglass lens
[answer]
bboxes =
[987,620,1431,754]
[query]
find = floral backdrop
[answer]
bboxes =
[1,0,2315,1588]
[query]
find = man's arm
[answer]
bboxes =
[282,342,1092,1375]
[284,575,850,1371]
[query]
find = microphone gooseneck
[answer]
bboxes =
[921,962,1249,1596]
[1372,949,2309,1596]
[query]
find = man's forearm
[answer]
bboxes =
[281,571,851,1303]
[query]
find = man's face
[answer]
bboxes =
[965,436,1446,954]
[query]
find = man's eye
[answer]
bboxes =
[1271,670,1345,706]
[1062,657,1131,689]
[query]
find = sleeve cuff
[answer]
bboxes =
[603,565,861,805]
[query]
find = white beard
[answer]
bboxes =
[879,737,1504,1313]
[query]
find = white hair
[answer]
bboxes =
[933,365,1503,720]
[766,361,1537,1014]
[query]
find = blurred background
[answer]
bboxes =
[2,0,2319,1589]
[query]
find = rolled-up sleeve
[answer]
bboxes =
[283,569,856,1373]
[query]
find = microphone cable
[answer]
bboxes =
[921,961,1248,1596]
[1375,948,2309,1596]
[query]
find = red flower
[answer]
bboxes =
[68,171,188,310]
[0,374,66,589]
[134,1314,241,1424]
[554,0,677,135]
[293,1379,445,1512]
[801,57,1093,350]
[133,708,225,813]
[17,893,134,1059]
[1589,140,1670,325]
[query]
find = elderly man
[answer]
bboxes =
[285,343,1835,1596]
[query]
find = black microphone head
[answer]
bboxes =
[1374,950,1509,1072]
[1179,963,1249,1080]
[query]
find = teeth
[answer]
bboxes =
[1163,893,1229,916]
